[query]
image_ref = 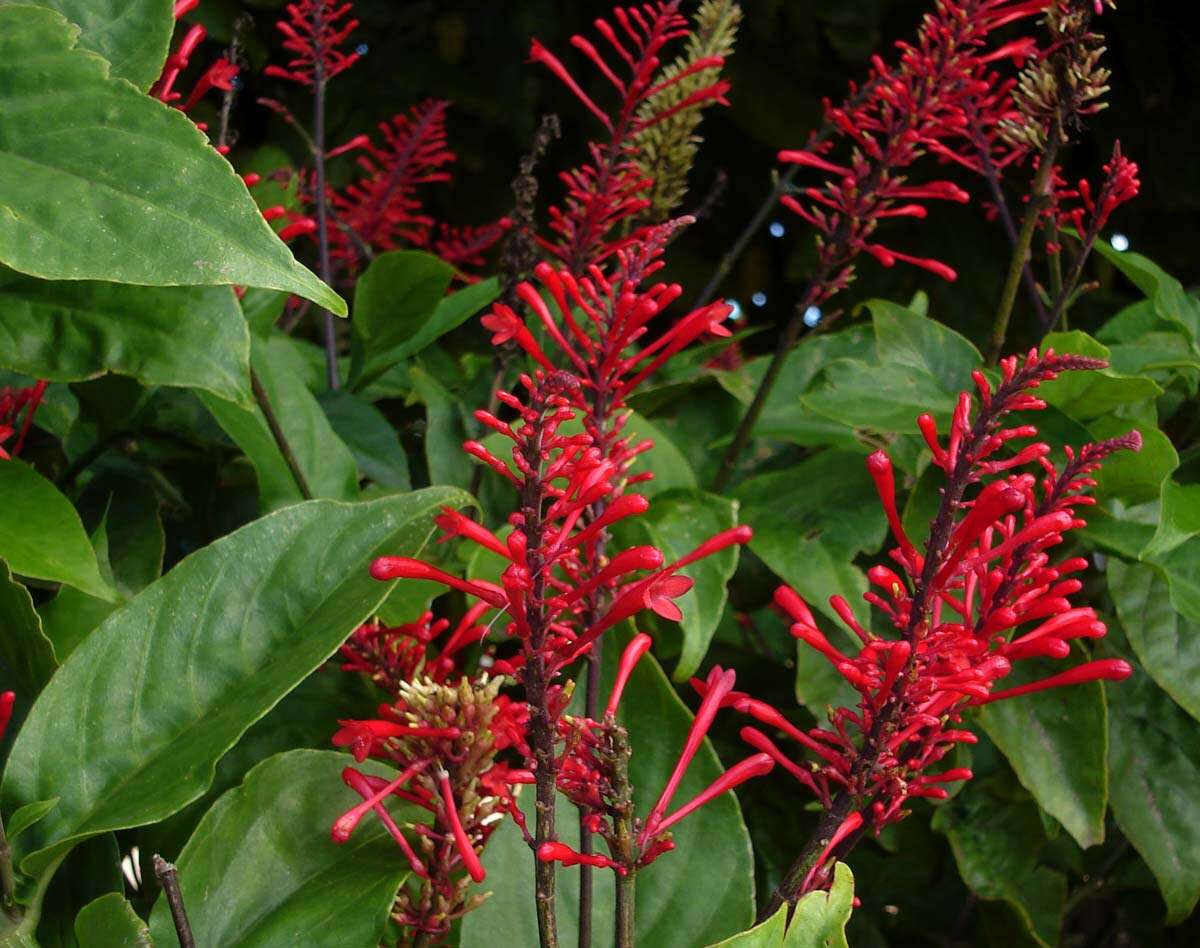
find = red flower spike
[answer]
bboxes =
[264,0,360,87]
[728,352,1139,871]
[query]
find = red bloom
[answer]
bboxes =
[0,380,47,461]
[729,350,1138,893]
[263,0,361,86]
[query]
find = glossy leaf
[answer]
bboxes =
[1142,480,1200,559]
[1091,240,1200,341]
[976,658,1108,849]
[75,894,152,948]
[866,299,981,393]
[615,488,740,681]
[202,335,359,510]
[737,449,886,627]
[933,781,1065,947]
[0,273,252,406]
[0,462,112,600]
[0,6,343,313]
[460,630,755,947]
[1107,672,1200,923]
[148,750,413,947]
[349,252,496,389]
[318,389,412,490]
[28,0,173,90]
[1109,560,1200,723]
[0,488,468,880]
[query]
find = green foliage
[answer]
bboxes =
[74,894,152,948]
[148,750,413,947]
[0,6,342,313]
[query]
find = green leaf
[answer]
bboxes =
[615,488,740,681]
[461,630,755,947]
[1036,332,1161,420]
[202,335,359,510]
[865,299,982,393]
[707,907,787,947]
[349,251,479,389]
[0,488,468,880]
[1089,418,1177,506]
[1107,672,1200,924]
[4,799,59,843]
[1109,560,1200,723]
[318,389,411,490]
[24,0,172,90]
[0,6,343,313]
[785,861,855,948]
[0,272,252,406]
[0,560,57,700]
[737,450,886,628]
[1090,240,1200,341]
[933,781,1065,947]
[38,491,164,662]
[976,658,1108,849]
[1142,480,1200,559]
[409,364,474,490]
[35,832,123,948]
[74,893,152,948]
[148,750,412,947]
[621,410,697,497]
[0,462,112,600]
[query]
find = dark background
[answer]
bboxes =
[196,0,1200,353]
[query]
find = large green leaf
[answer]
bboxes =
[460,630,756,947]
[350,252,495,389]
[202,335,359,510]
[25,0,173,90]
[1109,560,1200,723]
[0,488,468,881]
[1090,240,1200,342]
[1107,672,1200,923]
[74,893,152,948]
[1142,480,1200,560]
[736,449,886,628]
[149,750,412,947]
[866,299,981,393]
[614,488,740,681]
[0,461,112,600]
[0,273,252,406]
[975,659,1108,849]
[0,6,343,313]
[409,364,474,490]
[933,781,1065,947]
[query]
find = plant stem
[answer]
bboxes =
[311,4,341,391]
[711,279,823,492]
[609,722,637,948]
[0,815,18,923]
[987,130,1061,364]
[250,367,313,500]
[153,855,196,948]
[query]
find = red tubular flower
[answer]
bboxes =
[0,380,47,460]
[735,350,1139,899]
[1050,141,1140,243]
[777,0,1051,304]
[263,0,360,86]
[0,691,14,741]
[530,2,731,271]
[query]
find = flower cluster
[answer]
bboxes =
[542,636,773,875]
[150,1,239,130]
[529,0,732,272]
[724,350,1137,895]
[776,0,1053,302]
[262,0,361,86]
[0,380,46,461]
[1048,141,1139,250]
